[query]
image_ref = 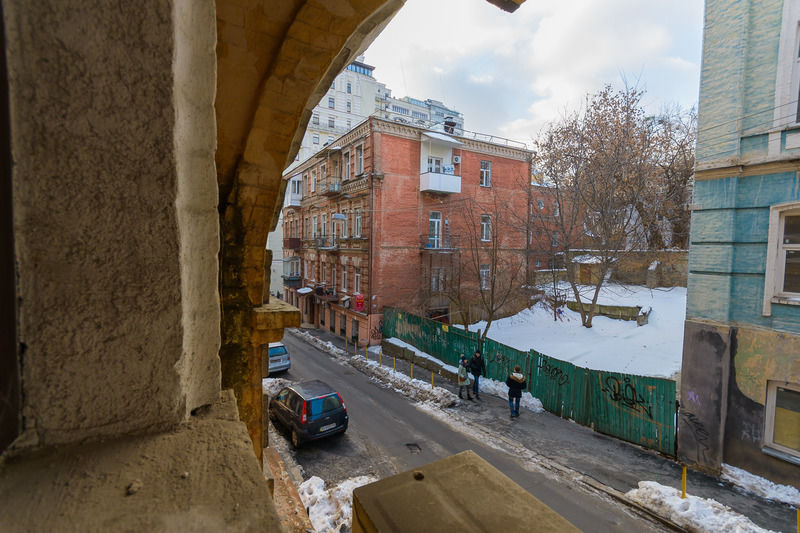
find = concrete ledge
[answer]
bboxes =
[263,447,314,532]
[353,450,578,532]
[0,391,281,532]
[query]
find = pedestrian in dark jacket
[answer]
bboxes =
[506,365,527,418]
[469,351,485,399]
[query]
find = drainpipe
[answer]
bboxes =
[367,124,375,347]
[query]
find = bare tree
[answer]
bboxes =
[532,85,656,328]
[452,190,528,341]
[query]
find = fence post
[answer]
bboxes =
[681,465,687,499]
[410,362,414,380]
[379,347,382,366]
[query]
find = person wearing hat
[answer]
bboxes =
[506,365,527,418]
[457,355,473,400]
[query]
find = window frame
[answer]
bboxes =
[355,208,362,238]
[354,267,361,293]
[481,214,491,242]
[343,151,350,180]
[427,156,442,173]
[763,201,800,316]
[328,116,335,128]
[342,266,348,292]
[480,160,492,187]
[311,215,318,238]
[355,144,364,175]
[763,380,800,463]
[312,113,319,125]
[479,264,490,290]
[328,96,335,109]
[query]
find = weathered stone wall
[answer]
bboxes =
[610,250,687,287]
[5,0,219,447]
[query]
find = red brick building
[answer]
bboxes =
[281,117,536,345]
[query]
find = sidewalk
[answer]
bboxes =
[296,327,797,533]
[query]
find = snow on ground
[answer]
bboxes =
[298,475,377,533]
[626,481,777,533]
[722,464,800,507]
[466,283,686,377]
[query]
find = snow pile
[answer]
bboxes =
[262,376,292,397]
[722,464,800,507]
[466,284,686,377]
[298,475,376,533]
[626,481,776,533]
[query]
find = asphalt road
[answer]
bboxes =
[270,333,669,532]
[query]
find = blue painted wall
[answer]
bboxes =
[687,172,800,333]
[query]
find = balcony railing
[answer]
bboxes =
[283,237,301,250]
[420,234,457,250]
[321,178,341,196]
[281,274,302,289]
[314,285,338,301]
[420,171,461,194]
[315,236,340,250]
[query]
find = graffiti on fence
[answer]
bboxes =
[680,410,710,464]
[370,320,383,340]
[601,376,653,419]
[538,359,569,386]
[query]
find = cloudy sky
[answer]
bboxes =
[364,0,704,145]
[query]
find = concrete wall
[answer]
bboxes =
[5,0,219,447]
[610,250,687,287]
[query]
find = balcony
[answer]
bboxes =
[314,285,339,302]
[420,171,461,194]
[321,178,341,197]
[420,234,457,250]
[281,274,302,289]
[286,191,302,207]
[283,237,301,250]
[315,236,340,251]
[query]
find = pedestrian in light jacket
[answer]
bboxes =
[457,355,473,400]
[506,365,527,418]
[469,351,485,399]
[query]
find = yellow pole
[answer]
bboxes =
[393,356,396,373]
[365,345,368,361]
[431,371,434,389]
[410,362,414,380]
[681,466,686,499]
[345,338,348,354]
[379,347,382,366]
[796,508,798,533]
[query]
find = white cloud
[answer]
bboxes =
[365,0,703,144]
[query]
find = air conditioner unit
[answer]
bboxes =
[453,155,461,164]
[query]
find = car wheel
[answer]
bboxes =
[291,429,301,449]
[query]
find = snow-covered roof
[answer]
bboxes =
[297,287,313,294]
[572,255,603,264]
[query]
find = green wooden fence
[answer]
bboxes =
[382,307,677,456]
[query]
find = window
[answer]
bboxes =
[346,101,351,113]
[312,216,318,238]
[311,170,316,192]
[355,209,362,237]
[312,113,319,125]
[763,202,800,315]
[342,211,348,238]
[343,151,350,180]
[412,111,428,120]
[481,215,491,241]
[321,214,327,237]
[346,81,352,94]
[342,266,348,292]
[328,135,334,144]
[354,268,361,293]
[346,119,351,129]
[391,105,409,115]
[427,157,442,173]
[331,265,336,292]
[291,178,301,195]
[431,267,446,292]
[764,380,800,461]
[480,160,492,187]
[552,232,559,247]
[305,218,309,239]
[537,199,544,210]
[313,134,319,145]
[328,117,335,128]
[553,200,560,216]
[355,145,364,175]
[328,97,335,109]
[321,262,326,283]
[428,211,441,248]
[480,264,490,290]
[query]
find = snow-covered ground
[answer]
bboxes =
[466,284,686,377]
[626,481,777,533]
[270,328,790,533]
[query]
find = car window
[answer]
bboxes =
[309,394,342,417]
[269,345,288,357]
[288,392,303,415]
[276,389,289,404]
